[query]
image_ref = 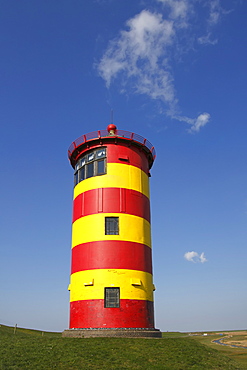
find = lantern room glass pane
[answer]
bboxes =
[97,159,105,175]
[79,167,85,182]
[88,152,95,162]
[87,162,94,178]
[74,147,106,186]
[97,148,106,158]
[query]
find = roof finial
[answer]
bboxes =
[107,124,117,135]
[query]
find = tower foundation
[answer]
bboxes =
[63,328,161,338]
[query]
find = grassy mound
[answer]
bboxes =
[0,325,241,369]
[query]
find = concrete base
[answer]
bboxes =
[62,328,162,338]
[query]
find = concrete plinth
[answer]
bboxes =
[62,328,162,338]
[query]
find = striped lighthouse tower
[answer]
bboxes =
[63,125,161,338]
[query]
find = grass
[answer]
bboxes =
[192,332,247,369]
[0,324,243,369]
[162,332,189,338]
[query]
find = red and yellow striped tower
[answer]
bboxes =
[63,125,161,338]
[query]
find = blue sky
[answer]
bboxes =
[1,0,246,332]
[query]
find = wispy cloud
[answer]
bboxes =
[156,0,190,22]
[184,251,208,263]
[98,10,174,91]
[198,0,230,45]
[174,112,211,133]
[97,0,230,132]
[198,33,218,46]
[208,0,222,26]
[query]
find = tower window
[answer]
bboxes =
[74,148,106,186]
[79,166,85,182]
[87,162,94,178]
[104,287,120,308]
[97,159,105,175]
[105,217,119,235]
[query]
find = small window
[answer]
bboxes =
[105,217,119,235]
[97,148,106,158]
[97,159,105,175]
[87,162,94,178]
[88,152,95,162]
[104,287,120,308]
[79,167,85,182]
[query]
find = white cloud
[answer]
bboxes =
[97,1,231,132]
[98,10,175,100]
[197,0,231,45]
[173,112,211,133]
[184,251,208,263]
[198,33,218,45]
[199,252,207,263]
[184,251,198,262]
[188,113,211,133]
[208,0,222,26]
[156,0,189,21]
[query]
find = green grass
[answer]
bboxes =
[0,325,242,369]
[162,331,189,338]
[191,333,247,369]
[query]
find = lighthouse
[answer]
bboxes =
[63,125,161,338]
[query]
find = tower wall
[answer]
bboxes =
[65,127,160,336]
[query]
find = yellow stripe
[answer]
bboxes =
[72,213,151,248]
[69,269,154,302]
[73,163,150,199]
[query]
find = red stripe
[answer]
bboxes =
[71,241,152,274]
[107,144,149,174]
[73,188,150,223]
[70,299,154,329]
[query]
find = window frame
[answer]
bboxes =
[105,217,119,235]
[104,287,120,308]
